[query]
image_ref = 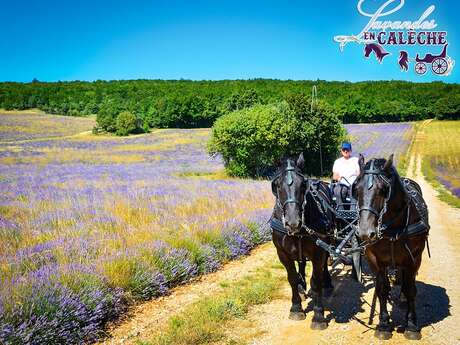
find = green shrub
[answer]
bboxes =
[208,98,345,177]
[434,94,460,120]
[224,89,262,112]
[115,111,140,136]
[95,100,119,132]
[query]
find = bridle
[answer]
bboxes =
[357,159,409,242]
[271,160,309,233]
[272,160,331,239]
[272,160,307,210]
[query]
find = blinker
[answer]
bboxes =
[367,160,374,190]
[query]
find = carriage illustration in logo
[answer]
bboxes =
[414,44,451,75]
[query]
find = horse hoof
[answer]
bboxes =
[310,321,328,330]
[404,330,422,340]
[289,311,306,321]
[374,330,392,340]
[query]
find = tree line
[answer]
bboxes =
[0,79,458,134]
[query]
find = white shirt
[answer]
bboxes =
[332,156,360,186]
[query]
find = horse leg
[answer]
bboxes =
[310,253,328,330]
[298,258,308,301]
[402,268,422,340]
[277,249,305,320]
[322,260,334,297]
[375,268,393,340]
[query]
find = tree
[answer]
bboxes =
[115,111,141,136]
[208,98,345,177]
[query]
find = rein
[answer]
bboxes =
[358,160,410,245]
[271,162,329,240]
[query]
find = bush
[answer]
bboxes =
[285,94,346,176]
[208,97,345,177]
[115,111,141,136]
[96,100,120,132]
[434,94,460,120]
[224,89,262,112]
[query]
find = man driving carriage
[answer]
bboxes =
[332,142,360,206]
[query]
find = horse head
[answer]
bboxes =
[352,154,397,241]
[364,43,390,63]
[271,153,307,235]
[399,51,408,59]
[364,44,373,58]
[399,51,409,71]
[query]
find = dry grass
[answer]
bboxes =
[413,120,460,208]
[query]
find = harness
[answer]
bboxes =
[270,162,333,261]
[359,160,429,242]
[358,160,430,267]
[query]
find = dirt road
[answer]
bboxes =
[234,154,460,345]
[101,153,460,344]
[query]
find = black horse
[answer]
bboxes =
[270,153,334,329]
[352,154,430,340]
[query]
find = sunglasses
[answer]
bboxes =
[341,149,350,152]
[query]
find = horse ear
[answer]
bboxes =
[296,152,305,171]
[271,179,277,196]
[358,154,365,174]
[383,154,394,172]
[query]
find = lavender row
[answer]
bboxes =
[345,122,413,167]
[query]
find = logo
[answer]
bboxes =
[334,0,455,76]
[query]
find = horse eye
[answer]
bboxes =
[378,185,387,195]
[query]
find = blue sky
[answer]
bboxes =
[1,0,459,82]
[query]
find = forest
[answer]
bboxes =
[0,79,458,134]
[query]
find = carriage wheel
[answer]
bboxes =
[432,58,448,75]
[415,62,427,75]
[351,235,363,283]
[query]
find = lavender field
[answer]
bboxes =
[0,113,415,344]
[344,122,414,170]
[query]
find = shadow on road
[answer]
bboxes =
[390,281,450,330]
[303,263,450,333]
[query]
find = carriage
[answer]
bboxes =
[270,175,364,283]
[415,44,449,75]
[319,177,363,283]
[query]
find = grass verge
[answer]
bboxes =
[421,158,460,208]
[137,262,286,345]
[413,120,460,208]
